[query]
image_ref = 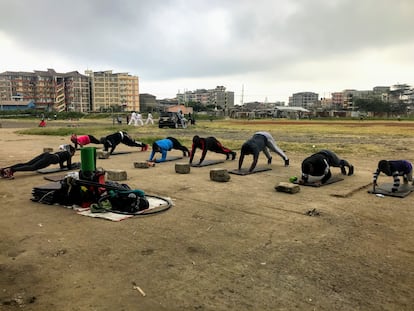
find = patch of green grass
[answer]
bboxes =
[13,119,413,157]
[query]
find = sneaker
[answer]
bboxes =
[348,165,354,176]
[3,168,14,179]
[231,152,237,160]
[284,159,289,167]
[267,157,272,165]
[340,166,347,175]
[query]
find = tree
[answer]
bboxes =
[354,98,389,113]
[186,101,204,112]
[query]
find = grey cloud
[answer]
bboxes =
[1,0,413,81]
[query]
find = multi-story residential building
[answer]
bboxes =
[85,70,139,112]
[0,69,90,112]
[177,86,235,109]
[139,93,157,112]
[342,89,375,110]
[331,92,344,109]
[289,92,319,108]
[64,72,91,112]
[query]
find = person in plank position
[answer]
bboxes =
[238,131,289,172]
[148,137,190,163]
[0,145,76,179]
[373,160,413,192]
[189,135,236,165]
[100,131,148,154]
[70,134,101,149]
[299,149,354,186]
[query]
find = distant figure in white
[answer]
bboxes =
[128,111,137,126]
[136,112,144,126]
[177,110,187,128]
[145,113,154,125]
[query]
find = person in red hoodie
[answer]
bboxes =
[70,134,101,149]
[38,119,46,127]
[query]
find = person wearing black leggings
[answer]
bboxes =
[189,135,236,165]
[148,137,190,163]
[1,145,76,179]
[100,131,148,154]
[299,149,354,185]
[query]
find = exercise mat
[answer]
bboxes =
[293,175,344,187]
[191,159,224,167]
[368,183,414,198]
[229,167,272,176]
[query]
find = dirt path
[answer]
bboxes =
[0,124,413,310]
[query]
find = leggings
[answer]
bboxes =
[10,153,58,172]
[167,137,190,156]
[255,132,288,161]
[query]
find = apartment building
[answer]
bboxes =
[289,92,319,108]
[177,86,235,109]
[64,72,91,112]
[0,69,90,112]
[85,70,139,112]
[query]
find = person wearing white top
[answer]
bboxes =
[136,112,144,126]
[145,113,154,125]
[128,111,137,126]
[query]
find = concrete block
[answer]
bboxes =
[275,182,300,194]
[175,162,190,174]
[106,169,127,181]
[210,168,230,182]
[134,161,152,169]
[97,151,110,159]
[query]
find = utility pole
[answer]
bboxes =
[240,84,244,105]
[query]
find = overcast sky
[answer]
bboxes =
[1,0,413,104]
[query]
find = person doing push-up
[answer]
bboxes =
[238,131,289,172]
[70,134,101,149]
[148,137,190,163]
[373,160,413,192]
[0,145,76,179]
[189,135,236,165]
[100,131,148,154]
[299,149,354,186]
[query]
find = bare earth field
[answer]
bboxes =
[0,120,413,311]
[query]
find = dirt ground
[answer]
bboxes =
[0,121,414,311]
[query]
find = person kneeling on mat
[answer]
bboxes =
[0,145,76,179]
[238,131,289,172]
[373,160,413,192]
[189,135,236,165]
[299,149,354,186]
[148,137,190,163]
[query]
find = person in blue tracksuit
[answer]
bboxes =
[148,137,190,163]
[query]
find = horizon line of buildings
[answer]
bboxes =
[0,68,413,113]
